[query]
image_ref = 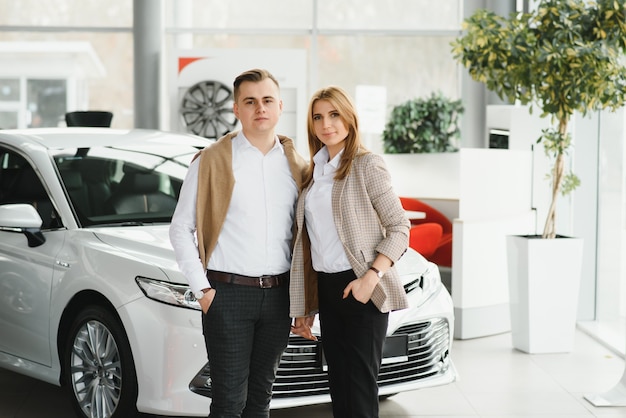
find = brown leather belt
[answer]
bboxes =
[207,270,288,289]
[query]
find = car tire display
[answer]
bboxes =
[179,80,238,139]
[63,306,138,418]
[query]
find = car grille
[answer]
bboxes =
[189,318,451,399]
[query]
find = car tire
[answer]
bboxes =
[63,306,138,418]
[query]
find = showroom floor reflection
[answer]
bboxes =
[0,328,624,418]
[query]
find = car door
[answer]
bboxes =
[0,149,65,367]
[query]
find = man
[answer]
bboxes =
[169,68,307,417]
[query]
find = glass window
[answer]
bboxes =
[317,0,461,31]
[168,33,309,50]
[0,79,19,101]
[27,79,67,128]
[315,35,460,106]
[78,33,135,129]
[0,150,60,229]
[164,0,313,30]
[52,142,204,225]
[0,32,134,129]
[165,33,459,110]
[0,0,132,27]
[0,112,18,130]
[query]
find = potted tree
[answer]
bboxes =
[451,0,626,352]
[382,91,464,154]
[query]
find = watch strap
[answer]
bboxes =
[369,266,384,278]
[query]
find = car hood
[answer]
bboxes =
[90,224,436,287]
[90,224,187,283]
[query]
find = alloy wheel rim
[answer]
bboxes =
[179,80,237,139]
[70,320,122,418]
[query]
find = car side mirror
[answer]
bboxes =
[0,204,46,247]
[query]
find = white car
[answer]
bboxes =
[0,128,456,418]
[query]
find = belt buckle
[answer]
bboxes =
[259,275,273,289]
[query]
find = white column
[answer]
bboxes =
[133,0,162,129]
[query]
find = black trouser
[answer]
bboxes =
[318,270,389,418]
[201,278,290,418]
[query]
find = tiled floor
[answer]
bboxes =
[579,317,626,358]
[1,328,625,418]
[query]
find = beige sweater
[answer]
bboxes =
[194,131,308,270]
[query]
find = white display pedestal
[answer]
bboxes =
[507,235,583,353]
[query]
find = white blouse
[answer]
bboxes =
[304,146,352,273]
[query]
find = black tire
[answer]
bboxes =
[63,306,138,418]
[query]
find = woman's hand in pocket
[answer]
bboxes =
[343,271,379,304]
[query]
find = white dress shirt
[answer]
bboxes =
[170,132,298,294]
[304,146,352,273]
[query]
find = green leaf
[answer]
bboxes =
[451,0,626,236]
[382,92,464,154]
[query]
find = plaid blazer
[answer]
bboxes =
[289,152,410,317]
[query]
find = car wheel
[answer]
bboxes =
[63,306,138,418]
[179,80,238,139]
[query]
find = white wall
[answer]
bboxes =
[383,148,535,339]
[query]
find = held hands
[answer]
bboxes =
[291,316,317,341]
[198,288,216,314]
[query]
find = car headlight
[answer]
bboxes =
[403,264,442,307]
[135,277,201,310]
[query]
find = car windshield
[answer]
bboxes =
[51,144,197,227]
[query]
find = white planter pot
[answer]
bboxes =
[506,235,584,353]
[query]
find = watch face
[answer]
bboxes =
[369,267,384,279]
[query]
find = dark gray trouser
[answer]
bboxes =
[202,279,290,418]
[318,270,389,418]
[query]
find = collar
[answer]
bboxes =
[313,146,343,167]
[235,131,283,155]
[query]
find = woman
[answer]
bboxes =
[289,86,410,418]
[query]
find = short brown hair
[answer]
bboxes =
[233,68,280,102]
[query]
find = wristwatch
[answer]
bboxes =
[369,266,384,279]
[194,288,209,300]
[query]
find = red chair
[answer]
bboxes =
[400,197,453,267]
[408,223,443,260]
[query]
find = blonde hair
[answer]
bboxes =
[304,86,368,187]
